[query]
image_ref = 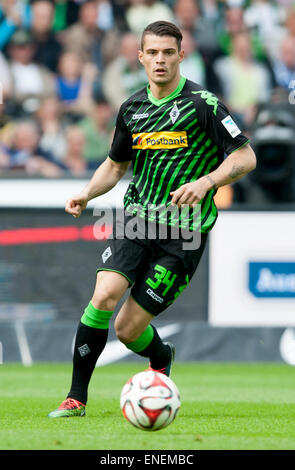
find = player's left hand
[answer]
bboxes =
[170,177,212,208]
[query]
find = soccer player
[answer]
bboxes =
[48,21,256,417]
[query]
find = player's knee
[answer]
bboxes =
[92,289,118,311]
[92,282,119,311]
[114,320,136,344]
[115,329,130,344]
[92,271,128,311]
[114,320,128,343]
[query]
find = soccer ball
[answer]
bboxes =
[120,370,181,431]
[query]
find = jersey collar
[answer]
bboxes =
[147,76,186,107]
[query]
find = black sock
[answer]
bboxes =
[67,321,108,404]
[135,325,171,369]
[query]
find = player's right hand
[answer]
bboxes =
[65,194,88,218]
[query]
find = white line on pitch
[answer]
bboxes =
[15,321,33,367]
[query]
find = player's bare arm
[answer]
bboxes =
[170,144,256,207]
[206,143,256,188]
[65,157,130,218]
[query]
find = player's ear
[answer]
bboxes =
[179,49,185,63]
[138,50,143,64]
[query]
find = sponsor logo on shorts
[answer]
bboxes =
[102,246,112,263]
[146,288,164,303]
[132,131,188,149]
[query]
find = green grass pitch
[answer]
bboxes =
[1,362,295,450]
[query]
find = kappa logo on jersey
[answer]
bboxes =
[192,90,218,115]
[221,115,241,138]
[132,132,188,149]
[132,113,149,120]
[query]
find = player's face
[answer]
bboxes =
[139,34,184,88]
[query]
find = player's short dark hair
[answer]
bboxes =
[141,21,183,51]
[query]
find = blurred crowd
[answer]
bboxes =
[1,0,295,204]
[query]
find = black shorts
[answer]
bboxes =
[96,216,208,315]
[97,213,208,315]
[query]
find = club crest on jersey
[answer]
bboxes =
[170,102,180,124]
[132,131,188,149]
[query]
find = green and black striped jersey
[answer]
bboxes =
[109,76,249,233]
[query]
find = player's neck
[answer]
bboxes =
[148,73,182,100]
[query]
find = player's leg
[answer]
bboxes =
[116,233,209,376]
[67,270,129,401]
[48,270,128,418]
[48,229,148,418]
[114,295,174,375]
